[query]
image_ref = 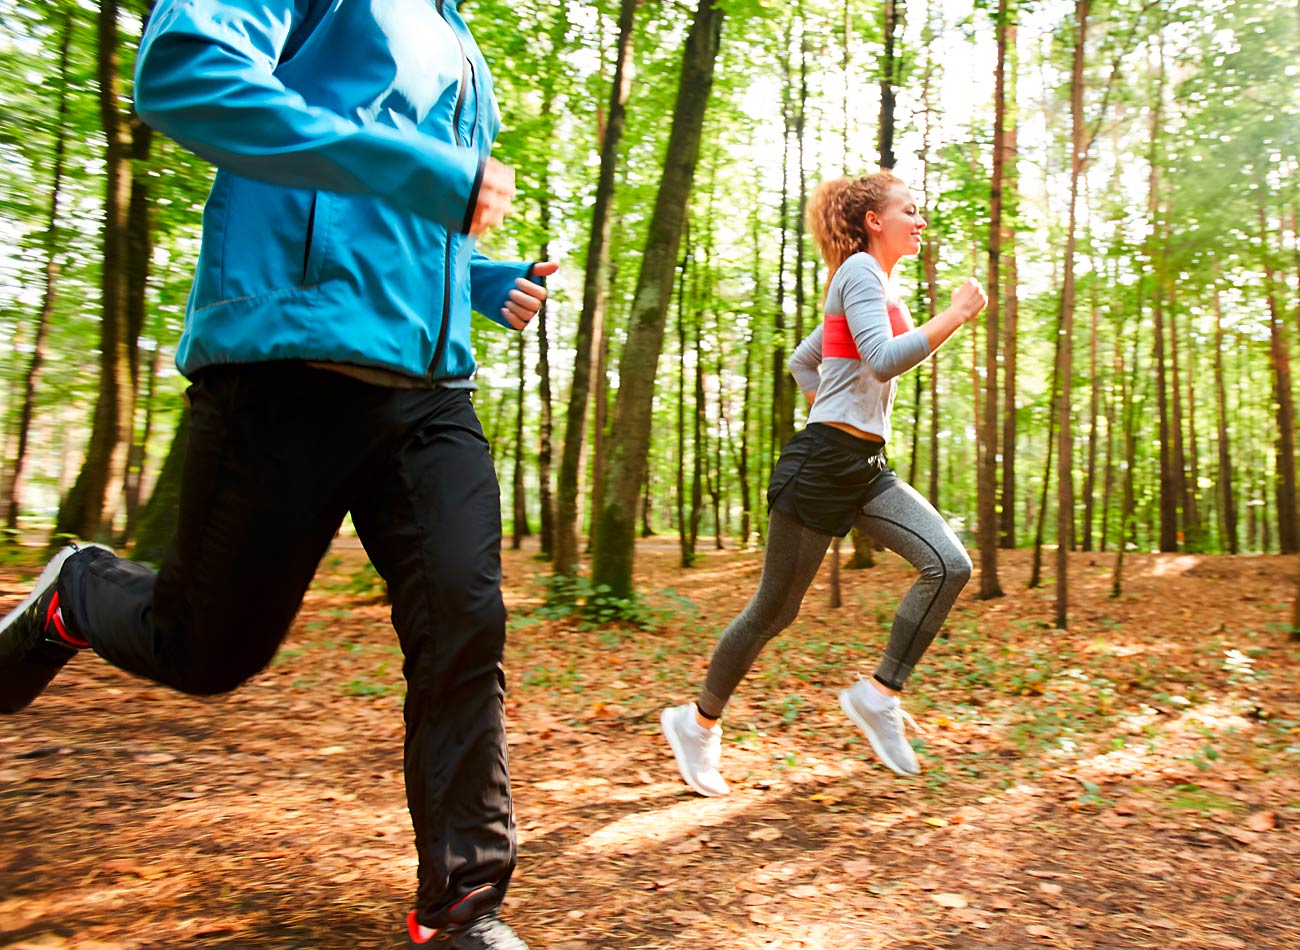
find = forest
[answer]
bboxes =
[1,1,1299,948]
[0,0,1297,622]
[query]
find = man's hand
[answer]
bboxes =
[467,158,515,235]
[501,260,560,330]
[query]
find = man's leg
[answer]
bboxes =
[58,365,376,696]
[349,387,515,933]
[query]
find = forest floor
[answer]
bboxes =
[1,537,1298,950]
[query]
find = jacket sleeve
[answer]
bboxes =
[470,251,535,329]
[842,262,931,380]
[789,325,824,394]
[134,0,482,232]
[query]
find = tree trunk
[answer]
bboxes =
[1261,205,1299,554]
[132,408,188,567]
[712,311,726,550]
[690,298,705,559]
[590,0,724,601]
[1055,0,1088,629]
[511,330,529,550]
[1029,327,1061,591]
[1184,363,1202,550]
[840,0,852,170]
[829,536,842,608]
[553,0,637,578]
[998,23,1020,550]
[1168,290,1191,547]
[4,12,74,537]
[772,12,795,458]
[1081,279,1100,551]
[676,234,693,568]
[1112,297,1143,597]
[1099,325,1118,553]
[1211,280,1238,554]
[917,38,941,510]
[794,0,809,346]
[738,214,759,547]
[976,0,1009,598]
[121,314,161,546]
[1146,38,1178,553]
[535,233,555,558]
[878,0,900,170]
[55,0,135,545]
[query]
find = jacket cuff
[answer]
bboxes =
[461,154,486,234]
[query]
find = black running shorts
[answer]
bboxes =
[767,423,892,537]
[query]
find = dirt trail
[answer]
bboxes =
[2,541,1297,949]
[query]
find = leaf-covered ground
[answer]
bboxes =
[2,538,1298,949]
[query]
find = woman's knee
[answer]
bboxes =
[948,547,973,587]
[918,544,972,591]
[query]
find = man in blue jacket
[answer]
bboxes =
[0,1,551,946]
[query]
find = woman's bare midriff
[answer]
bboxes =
[823,420,885,443]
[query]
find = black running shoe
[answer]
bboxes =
[0,543,112,713]
[406,911,528,949]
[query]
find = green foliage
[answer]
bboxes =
[0,0,1295,579]
[529,571,672,631]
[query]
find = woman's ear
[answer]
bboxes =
[864,210,881,234]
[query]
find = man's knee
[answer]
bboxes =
[168,620,286,695]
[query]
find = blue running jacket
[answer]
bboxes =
[135,0,534,380]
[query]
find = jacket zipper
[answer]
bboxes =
[429,0,473,379]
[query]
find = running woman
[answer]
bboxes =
[661,171,987,796]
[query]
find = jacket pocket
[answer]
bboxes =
[301,191,328,288]
[197,176,317,309]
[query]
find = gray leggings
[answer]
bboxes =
[697,474,972,720]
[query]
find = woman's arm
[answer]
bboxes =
[844,264,985,378]
[789,325,825,400]
[842,265,931,379]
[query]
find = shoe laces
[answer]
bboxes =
[692,721,720,754]
[857,676,926,736]
[896,706,924,736]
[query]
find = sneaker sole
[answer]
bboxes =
[0,548,77,632]
[0,544,114,714]
[839,690,920,776]
[659,708,728,797]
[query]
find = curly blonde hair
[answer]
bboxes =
[807,171,907,287]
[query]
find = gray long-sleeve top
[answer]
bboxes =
[789,252,932,443]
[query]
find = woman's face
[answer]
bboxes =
[868,185,927,260]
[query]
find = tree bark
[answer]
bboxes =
[676,234,693,568]
[55,0,135,544]
[511,330,530,550]
[1211,280,1238,554]
[535,232,555,558]
[132,407,188,566]
[998,22,1020,550]
[1055,0,1088,628]
[590,0,725,600]
[553,0,637,578]
[1146,36,1178,553]
[1261,205,1299,554]
[878,0,900,170]
[976,0,1009,598]
[1081,279,1100,551]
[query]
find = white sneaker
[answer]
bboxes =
[660,703,729,797]
[840,677,923,776]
